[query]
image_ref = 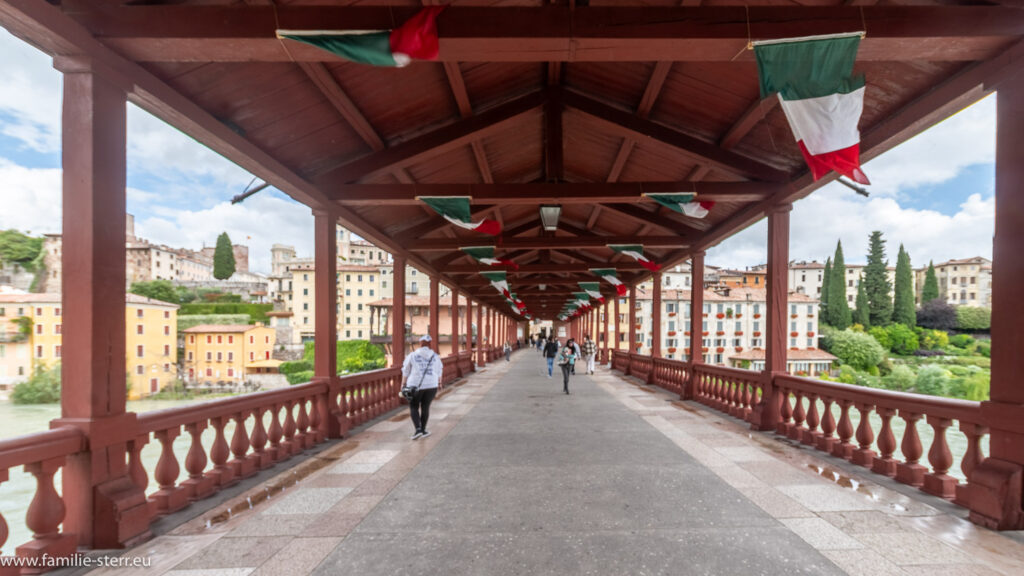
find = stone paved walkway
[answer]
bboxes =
[88,353,1024,576]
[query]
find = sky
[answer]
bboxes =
[0,28,996,275]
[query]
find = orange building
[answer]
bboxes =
[368,296,470,358]
[183,324,276,386]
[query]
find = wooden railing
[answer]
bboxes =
[457,350,474,376]
[628,355,654,383]
[612,350,630,372]
[441,355,459,386]
[693,364,764,421]
[652,358,690,396]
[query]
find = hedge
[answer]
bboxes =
[178,303,273,324]
[177,314,251,331]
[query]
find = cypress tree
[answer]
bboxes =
[921,260,940,304]
[827,241,851,329]
[863,231,893,326]
[892,244,916,326]
[854,279,870,328]
[821,257,832,321]
[213,232,236,280]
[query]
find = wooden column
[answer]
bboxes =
[476,302,484,365]
[466,299,473,357]
[614,293,621,354]
[429,275,440,352]
[751,205,791,431]
[392,256,406,368]
[451,288,460,355]
[686,252,706,400]
[47,58,148,553]
[487,308,494,360]
[312,209,341,438]
[652,272,663,357]
[965,73,1024,530]
[627,286,637,373]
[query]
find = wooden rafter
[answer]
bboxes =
[409,236,690,251]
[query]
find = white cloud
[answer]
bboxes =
[0,30,62,152]
[0,158,62,234]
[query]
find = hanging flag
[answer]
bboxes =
[419,197,501,235]
[578,282,605,304]
[609,244,661,272]
[645,193,716,219]
[754,32,870,184]
[573,292,593,310]
[480,271,510,298]
[277,6,444,68]
[461,246,519,269]
[590,268,628,297]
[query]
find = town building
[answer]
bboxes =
[182,324,276,387]
[0,293,178,397]
[915,257,992,307]
[368,295,469,358]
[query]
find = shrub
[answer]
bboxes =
[885,324,919,355]
[878,357,893,376]
[956,306,991,331]
[948,371,989,401]
[818,325,839,353]
[881,365,915,392]
[829,329,886,371]
[949,334,975,349]
[837,365,857,384]
[918,329,948,351]
[285,370,314,385]
[178,314,250,332]
[179,303,273,324]
[914,365,950,396]
[977,342,991,358]
[917,299,957,331]
[913,349,945,357]
[279,360,313,375]
[11,364,61,404]
[868,326,891,350]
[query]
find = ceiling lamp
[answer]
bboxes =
[539,205,561,232]
[539,284,546,290]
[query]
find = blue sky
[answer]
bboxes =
[0,28,996,274]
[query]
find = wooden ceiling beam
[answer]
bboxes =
[74,6,1023,63]
[444,262,648,274]
[329,181,777,205]
[600,202,708,234]
[606,61,672,183]
[563,89,790,182]
[313,90,545,185]
[409,236,690,251]
[441,61,494,184]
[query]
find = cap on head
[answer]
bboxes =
[419,334,432,343]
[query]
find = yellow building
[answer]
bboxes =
[340,264,383,341]
[0,293,178,398]
[183,324,276,386]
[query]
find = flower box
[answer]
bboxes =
[754,314,762,319]
[735,331,744,336]
[716,347,725,353]
[702,347,709,352]
[790,347,800,351]
[667,347,677,354]
[702,331,709,336]
[735,347,743,352]
[703,313,708,318]
[807,332,815,337]
[667,331,677,336]
[716,313,725,319]
[716,331,725,336]
[668,312,677,317]
[684,331,690,336]
[753,331,762,337]
[790,332,799,337]
[685,348,690,354]
[736,314,743,318]
[807,314,814,318]
[791,314,798,319]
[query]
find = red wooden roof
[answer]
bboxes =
[2,1,1021,319]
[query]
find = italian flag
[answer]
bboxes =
[578,282,605,304]
[277,6,444,68]
[481,271,510,298]
[590,268,628,297]
[645,193,715,219]
[609,244,661,272]
[420,197,501,236]
[754,32,870,184]
[461,246,519,270]
[573,292,593,310]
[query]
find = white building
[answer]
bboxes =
[915,257,992,307]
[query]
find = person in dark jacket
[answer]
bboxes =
[544,339,560,377]
[557,342,577,394]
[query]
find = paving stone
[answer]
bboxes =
[261,487,353,515]
[855,532,979,566]
[735,487,817,519]
[344,449,399,464]
[228,514,318,538]
[171,536,290,571]
[780,517,865,550]
[165,570,255,576]
[251,537,343,576]
[777,484,880,512]
[822,549,909,576]
[819,511,908,534]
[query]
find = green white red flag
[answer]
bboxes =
[645,193,715,219]
[277,6,444,68]
[578,282,605,304]
[481,271,510,298]
[590,268,628,297]
[573,292,593,310]
[420,197,501,236]
[461,246,518,269]
[754,32,870,184]
[609,244,661,272]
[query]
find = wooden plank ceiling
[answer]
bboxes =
[8,0,1023,319]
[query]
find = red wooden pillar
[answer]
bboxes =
[466,299,474,357]
[965,73,1024,530]
[627,286,637,373]
[476,302,484,365]
[451,288,460,356]
[750,205,791,431]
[46,58,148,553]
[685,252,706,400]
[429,275,440,352]
[392,256,407,368]
[312,209,342,438]
[652,272,663,358]
[614,293,621,354]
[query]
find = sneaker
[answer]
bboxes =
[420,430,431,439]
[411,431,424,440]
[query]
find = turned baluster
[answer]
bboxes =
[1,468,9,555]
[728,379,741,415]
[802,393,820,445]
[923,416,956,499]
[249,407,269,469]
[308,394,323,442]
[959,421,989,482]
[267,404,284,461]
[183,420,211,501]
[208,416,233,486]
[872,407,898,476]
[831,400,855,459]
[25,458,65,540]
[895,411,926,487]
[296,398,311,448]
[742,380,754,414]
[852,404,876,467]
[789,390,806,440]
[777,387,793,436]
[152,427,184,512]
[127,435,150,492]
[282,401,298,453]
[816,396,837,452]
[229,411,254,478]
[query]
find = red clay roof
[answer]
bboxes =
[183,324,267,334]
[729,349,837,361]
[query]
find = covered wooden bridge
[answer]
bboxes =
[0,0,1023,571]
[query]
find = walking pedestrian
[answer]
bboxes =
[557,341,577,394]
[401,334,440,440]
[582,335,597,374]
[570,338,581,375]
[544,338,560,377]
[504,341,512,362]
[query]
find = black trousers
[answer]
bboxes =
[409,387,438,432]
[561,364,572,393]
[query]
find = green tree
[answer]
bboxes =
[213,232,236,280]
[829,329,886,371]
[129,280,179,304]
[921,260,940,303]
[917,299,957,331]
[892,244,916,327]
[11,363,61,404]
[826,241,851,329]
[0,229,44,268]
[956,306,991,331]
[863,231,893,326]
[915,364,950,396]
[853,279,870,328]
[821,257,832,320]
[884,323,919,355]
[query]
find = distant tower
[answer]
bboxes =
[271,244,296,276]
[337,225,353,261]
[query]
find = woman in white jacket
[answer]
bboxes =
[402,334,441,440]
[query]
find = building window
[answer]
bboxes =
[206,352,212,361]
[227,368,234,378]
[807,304,813,314]
[790,338,797,347]
[207,336,212,344]
[35,345,42,358]
[217,352,223,362]
[188,351,193,361]
[346,289,351,296]
[164,325,170,336]
[55,324,61,335]
[55,307,61,316]
[791,304,797,315]
[346,330,351,338]
[807,338,814,347]
[303,288,308,296]
[137,365,144,375]
[228,336,233,344]
[265,351,270,360]
[136,324,144,335]
[228,352,233,362]
[164,311,170,319]
[358,289,363,296]
[55,345,62,358]
[250,352,254,361]
[137,345,144,358]
[791,321,797,331]
[217,335,223,344]
[206,368,212,377]
[136,309,143,318]
[358,330,363,338]
[370,275,374,282]
[304,317,309,325]
[303,274,309,281]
